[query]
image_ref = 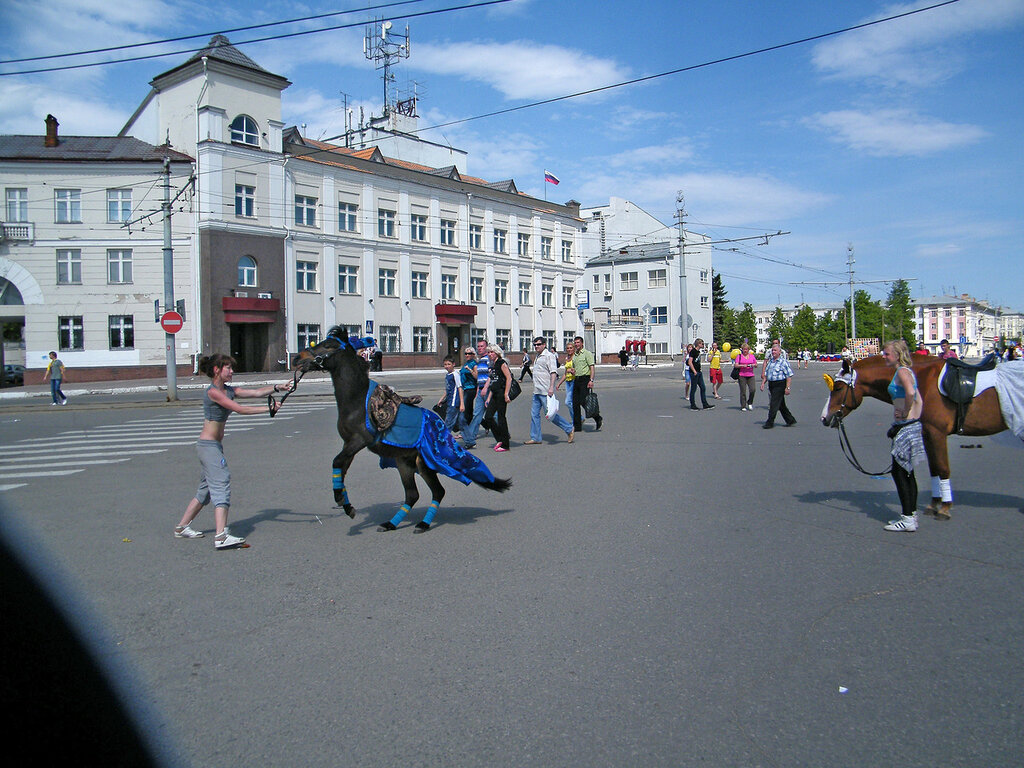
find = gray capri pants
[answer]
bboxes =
[195,439,231,508]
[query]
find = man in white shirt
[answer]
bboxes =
[524,337,575,444]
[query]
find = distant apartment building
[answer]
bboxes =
[0,117,194,382]
[580,197,712,356]
[912,294,1022,357]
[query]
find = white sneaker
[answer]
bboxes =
[215,531,247,549]
[174,525,204,538]
[883,514,918,532]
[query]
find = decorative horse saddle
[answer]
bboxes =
[367,383,422,433]
[938,353,1001,433]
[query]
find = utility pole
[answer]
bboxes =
[847,243,856,339]
[162,157,177,401]
[674,193,689,351]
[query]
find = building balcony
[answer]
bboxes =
[1,222,34,242]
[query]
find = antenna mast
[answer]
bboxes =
[364,19,410,119]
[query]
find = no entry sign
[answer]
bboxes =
[160,310,184,334]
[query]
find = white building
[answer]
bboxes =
[912,294,1022,357]
[0,117,194,383]
[580,197,712,356]
[118,35,590,370]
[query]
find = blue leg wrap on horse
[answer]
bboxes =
[422,500,440,525]
[389,504,411,527]
[332,470,343,489]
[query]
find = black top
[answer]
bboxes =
[688,348,702,374]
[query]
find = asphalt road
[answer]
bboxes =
[2,363,1022,767]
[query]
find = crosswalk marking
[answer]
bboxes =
[1,402,332,489]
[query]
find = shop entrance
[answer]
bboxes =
[229,323,268,372]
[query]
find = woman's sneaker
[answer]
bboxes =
[883,514,918,532]
[215,530,247,549]
[174,525,204,538]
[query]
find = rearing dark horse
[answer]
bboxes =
[293,329,511,532]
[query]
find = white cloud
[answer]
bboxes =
[806,108,987,157]
[811,0,1024,86]
[412,40,629,100]
[605,139,695,168]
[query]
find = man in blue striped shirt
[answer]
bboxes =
[760,341,796,429]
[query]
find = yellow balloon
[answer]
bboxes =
[731,349,740,359]
[722,342,731,353]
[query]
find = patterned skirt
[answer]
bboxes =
[891,419,927,473]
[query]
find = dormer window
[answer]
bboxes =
[230,115,259,147]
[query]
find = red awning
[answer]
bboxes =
[434,303,477,324]
[222,296,280,324]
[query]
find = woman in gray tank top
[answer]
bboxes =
[174,354,293,549]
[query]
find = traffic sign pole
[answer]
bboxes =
[161,158,177,401]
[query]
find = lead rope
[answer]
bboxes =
[836,416,892,477]
[267,367,306,417]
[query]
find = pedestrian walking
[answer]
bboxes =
[524,337,574,445]
[43,351,68,405]
[557,344,575,415]
[519,348,533,381]
[571,336,602,432]
[687,339,714,410]
[484,345,513,452]
[682,343,693,399]
[619,346,628,369]
[437,355,464,433]
[458,347,477,432]
[760,341,796,428]
[880,339,927,532]
[174,354,293,549]
[707,342,723,399]
[462,339,492,449]
[734,342,757,410]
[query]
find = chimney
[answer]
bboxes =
[44,114,59,147]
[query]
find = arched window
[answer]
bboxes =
[238,256,257,287]
[229,115,259,146]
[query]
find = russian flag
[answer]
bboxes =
[544,170,560,185]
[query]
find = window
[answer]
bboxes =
[650,306,667,325]
[338,264,358,294]
[379,325,400,353]
[238,256,257,287]
[107,249,132,284]
[59,316,84,350]
[649,268,667,288]
[410,213,428,242]
[55,189,81,223]
[297,323,320,349]
[339,202,358,232]
[378,268,397,297]
[562,286,574,308]
[700,296,710,308]
[517,233,531,257]
[470,327,487,346]
[413,326,432,353]
[295,195,317,227]
[296,260,318,292]
[109,315,134,349]
[230,115,259,146]
[469,224,482,250]
[440,219,456,247]
[699,269,709,283]
[107,189,132,223]
[540,236,553,260]
[339,324,361,340]
[620,271,639,291]
[470,276,484,302]
[411,270,429,298]
[541,284,554,307]
[495,279,509,304]
[561,239,573,263]
[6,188,27,222]
[563,331,576,350]
[56,249,81,284]
[441,273,457,301]
[496,328,511,351]
[235,185,255,217]
[378,209,396,238]
[518,282,532,306]
[494,228,507,253]
[542,331,557,349]
[649,342,668,354]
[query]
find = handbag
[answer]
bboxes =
[583,391,600,418]
[508,377,522,401]
[730,366,741,381]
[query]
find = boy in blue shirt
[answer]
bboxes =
[437,355,464,432]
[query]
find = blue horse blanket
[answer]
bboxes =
[364,380,497,486]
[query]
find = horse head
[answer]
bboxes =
[293,327,373,376]
[820,362,862,428]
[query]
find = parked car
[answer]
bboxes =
[4,364,25,386]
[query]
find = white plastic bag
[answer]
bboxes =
[545,395,559,420]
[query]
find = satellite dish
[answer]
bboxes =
[383,20,393,30]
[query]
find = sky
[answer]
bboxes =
[1,0,1022,311]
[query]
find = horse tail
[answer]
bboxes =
[477,476,512,493]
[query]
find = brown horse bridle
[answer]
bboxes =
[825,371,893,477]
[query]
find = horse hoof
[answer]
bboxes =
[377,522,397,532]
[413,522,431,533]
[923,502,952,521]
[344,505,356,519]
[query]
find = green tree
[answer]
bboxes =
[711,272,729,344]
[766,307,791,348]
[735,302,756,346]
[846,290,884,340]
[719,306,738,347]
[884,279,916,346]
[814,311,846,353]
[788,305,817,351]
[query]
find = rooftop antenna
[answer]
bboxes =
[364,19,410,119]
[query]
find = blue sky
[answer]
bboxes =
[1,0,1021,310]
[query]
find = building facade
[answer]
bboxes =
[0,119,194,383]
[912,294,1022,357]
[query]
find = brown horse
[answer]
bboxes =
[293,328,511,532]
[820,354,1008,520]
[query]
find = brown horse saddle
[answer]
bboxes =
[367,383,422,433]
[938,354,1001,433]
